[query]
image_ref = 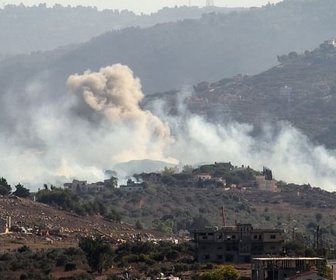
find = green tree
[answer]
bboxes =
[200,265,240,280]
[161,166,178,176]
[78,236,114,274]
[13,183,30,198]
[135,220,144,230]
[0,177,11,195]
[105,176,118,189]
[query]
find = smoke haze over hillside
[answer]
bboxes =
[1,64,336,191]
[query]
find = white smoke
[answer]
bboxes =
[1,63,336,191]
[168,116,336,190]
[66,64,175,163]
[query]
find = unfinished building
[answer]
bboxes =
[251,257,328,280]
[191,223,284,263]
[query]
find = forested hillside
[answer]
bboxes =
[1,0,336,187]
[3,162,336,245]
[0,4,236,58]
[144,40,336,149]
[1,0,336,94]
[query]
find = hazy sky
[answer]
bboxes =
[5,0,283,14]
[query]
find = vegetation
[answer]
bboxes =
[199,265,240,280]
[0,240,193,279]
[12,183,30,198]
[0,246,86,279]
[0,177,11,196]
[35,185,122,221]
[0,230,332,279]
[78,236,114,274]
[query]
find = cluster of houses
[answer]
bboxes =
[63,164,278,194]
[63,178,147,193]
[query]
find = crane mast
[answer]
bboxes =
[221,205,226,227]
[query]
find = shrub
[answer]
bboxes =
[64,263,77,271]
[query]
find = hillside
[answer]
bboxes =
[3,169,336,245]
[0,4,236,58]
[1,0,336,190]
[40,0,336,94]
[1,0,336,95]
[100,170,336,246]
[198,41,336,149]
[144,40,336,149]
[0,196,140,239]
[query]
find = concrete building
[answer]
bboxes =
[191,223,284,263]
[64,179,87,192]
[137,172,162,184]
[194,173,212,181]
[64,179,105,193]
[251,257,327,280]
[255,176,278,192]
[119,179,145,192]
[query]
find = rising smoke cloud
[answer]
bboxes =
[66,64,175,163]
[0,63,336,191]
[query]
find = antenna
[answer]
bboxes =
[206,0,214,6]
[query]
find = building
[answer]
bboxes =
[194,173,212,181]
[251,257,328,280]
[119,179,145,192]
[137,172,162,184]
[64,179,105,193]
[64,179,87,192]
[321,38,336,49]
[255,176,278,192]
[191,223,284,263]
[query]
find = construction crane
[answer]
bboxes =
[221,205,227,227]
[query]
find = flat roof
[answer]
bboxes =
[253,257,325,261]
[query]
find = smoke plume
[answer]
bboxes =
[0,63,336,191]
[66,64,175,163]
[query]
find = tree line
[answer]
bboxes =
[0,177,30,197]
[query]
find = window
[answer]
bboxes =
[225,254,234,262]
[204,255,210,260]
[270,234,276,239]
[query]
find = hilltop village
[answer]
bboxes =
[0,162,334,279]
[63,163,277,194]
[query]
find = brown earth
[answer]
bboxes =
[0,196,167,245]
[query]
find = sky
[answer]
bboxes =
[5,0,283,14]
